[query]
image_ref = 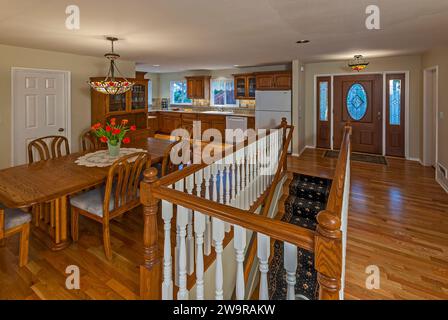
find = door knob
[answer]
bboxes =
[377,112,382,120]
[58,128,65,132]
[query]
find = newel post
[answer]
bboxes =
[281,117,288,172]
[315,210,342,300]
[140,168,162,300]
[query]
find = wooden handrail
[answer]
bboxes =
[315,125,352,300]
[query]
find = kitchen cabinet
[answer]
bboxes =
[186,76,211,100]
[197,114,226,137]
[255,71,292,90]
[159,112,182,134]
[234,74,256,100]
[248,117,255,130]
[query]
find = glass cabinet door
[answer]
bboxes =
[248,76,256,98]
[108,93,127,113]
[131,84,147,111]
[236,77,246,98]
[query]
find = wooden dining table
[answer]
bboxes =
[0,137,176,251]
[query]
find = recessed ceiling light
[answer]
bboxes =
[296,40,310,44]
[234,65,240,67]
[152,64,160,67]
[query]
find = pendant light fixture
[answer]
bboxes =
[348,55,370,72]
[88,37,134,95]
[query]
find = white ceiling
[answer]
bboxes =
[0,0,447,73]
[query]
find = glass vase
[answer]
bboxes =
[107,141,121,158]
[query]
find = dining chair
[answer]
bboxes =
[0,205,32,267]
[28,135,70,164]
[82,130,103,152]
[70,152,150,260]
[28,135,71,228]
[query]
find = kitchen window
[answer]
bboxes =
[170,80,192,105]
[211,79,236,106]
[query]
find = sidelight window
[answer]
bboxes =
[319,81,329,121]
[389,79,401,125]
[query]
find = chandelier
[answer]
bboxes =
[88,37,134,95]
[348,55,369,72]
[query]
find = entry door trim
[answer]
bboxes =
[11,67,71,166]
[313,71,410,159]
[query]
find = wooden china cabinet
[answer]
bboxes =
[90,72,151,141]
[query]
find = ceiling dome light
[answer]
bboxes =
[348,55,370,72]
[88,37,134,95]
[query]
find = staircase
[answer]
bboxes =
[268,173,332,300]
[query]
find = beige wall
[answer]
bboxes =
[145,72,160,100]
[0,44,135,169]
[422,46,448,169]
[304,55,422,159]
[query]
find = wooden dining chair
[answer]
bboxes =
[82,130,103,152]
[0,205,32,267]
[70,152,150,260]
[28,135,70,164]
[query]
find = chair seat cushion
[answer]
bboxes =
[70,187,112,217]
[2,206,32,230]
[70,188,139,217]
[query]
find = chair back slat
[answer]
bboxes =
[82,131,103,152]
[28,136,70,163]
[104,152,150,218]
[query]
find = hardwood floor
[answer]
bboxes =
[289,148,448,300]
[1,147,447,300]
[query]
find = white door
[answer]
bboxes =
[12,68,69,165]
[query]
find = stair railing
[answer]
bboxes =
[315,126,352,300]
[140,119,317,300]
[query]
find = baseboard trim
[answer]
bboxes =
[407,157,421,162]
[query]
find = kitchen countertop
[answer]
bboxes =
[148,107,255,118]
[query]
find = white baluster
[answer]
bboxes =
[225,160,232,233]
[258,233,270,300]
[203,166,212,256]
[213,218,225,300]
[162,196,173,300]
[231,155,236,202]
[176,179,189,300]
[194,169,205,300]
[234,225,246,300]
[244,147,250,209]
[284,242,298,300]
[219,160,224,204]
[186,174,195,276]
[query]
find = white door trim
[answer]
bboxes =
[313,71,410,158]
[11,67,71,166]
[422,66,439,169]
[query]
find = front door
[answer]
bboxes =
[13,69,69,165]
[333,74,383,154]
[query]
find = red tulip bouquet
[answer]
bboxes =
[91,118,136,157]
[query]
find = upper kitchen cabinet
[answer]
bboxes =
[234,74,256,100]
[255,71,292,90]
[186,76,211,99]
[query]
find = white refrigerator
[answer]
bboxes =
[255,90,292,129]
[255,90,292,152]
